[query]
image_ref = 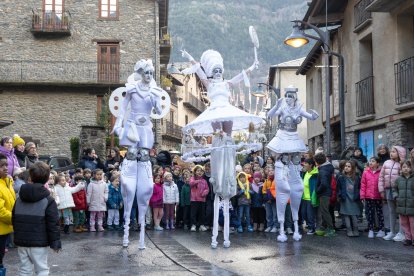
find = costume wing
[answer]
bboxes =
[109,87,130,118]
[150,89,171,119]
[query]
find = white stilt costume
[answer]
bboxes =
[266,86,319,242]
[180,48,263,248]
[110,59,170,249]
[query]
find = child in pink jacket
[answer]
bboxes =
[378,145,406,241]
[360,157,384,238]
[189,165,209,232]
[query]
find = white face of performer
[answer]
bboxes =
[142,69,154,84]
[285,92,297,107]
[212,67,223,80]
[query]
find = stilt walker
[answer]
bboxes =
[180,27,263,248]
[109,59,170,249]
[266,85,319,242]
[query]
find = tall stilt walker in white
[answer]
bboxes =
[266,85,319,242]
[180,26,263,248]
[109,59,170,249]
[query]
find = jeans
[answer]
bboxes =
[107,209,120,226]
[265,201,278,228]
[18,247,49,276]
[238,205,251,227]
[301,200,316,230]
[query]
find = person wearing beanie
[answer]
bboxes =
[24,142,38,169]
[379,145,406,242]
[13,135,26,168]
[250,171,265,231]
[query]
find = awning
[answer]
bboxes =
[0,119,13,129]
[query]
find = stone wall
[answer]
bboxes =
[79,126,106,162]
[0,88,97,158]
[386,119,414,149]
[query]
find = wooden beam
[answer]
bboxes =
[308,13,344,25]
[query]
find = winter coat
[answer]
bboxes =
[180,183,191,207]
[250,182,263,208]
[163,181,179,204]
[14,150,26,168]
[393,174,414,215]
[360,168,381,200]
[78,155,104,171]
[0,176,16,235]
[204,173,215,201]
[12,183,61,249]
[24,154,38,169]
[107,183,123,210]
[262,178,275,202]
[86,179,108,211]
[350,150,368,174]
[55,183,84,210]
[72,188,87,211]
[150,183,163,208]
[337,175,361,202]
[237,181,251,206]
[378,160,401,193]
[316,162,334,197]
[302,167,318,201]
[0,146,20,177]
[189,176,209,202]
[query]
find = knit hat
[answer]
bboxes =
[163,171,172,178]
[235,164,242,173]
[25,142,36,152]
[192,164,204,173]
[12,134,25,148]
[393,146,406,162]
[253,172,262,179]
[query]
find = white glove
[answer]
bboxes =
[181,50,195,62]
[309,109,319,120]
[111,116,123,136]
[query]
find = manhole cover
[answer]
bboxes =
[222,260,234,263]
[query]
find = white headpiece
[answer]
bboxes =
[200,50,224,77]
[134,59,154,74]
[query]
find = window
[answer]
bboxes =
[97,43,120,82]
[43,0,64,26]
[99,0,118,19]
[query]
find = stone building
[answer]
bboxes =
[0,0,170,158]
[298,0,414,157]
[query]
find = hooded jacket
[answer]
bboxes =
[55,183,84,210]
[393,173,414,215]
[378,146,406,193]
[189,176,209,202]
[302,167,318,201]
[0,146,20,177]
[316,162,335,197]
[0,176,16,235]
[86,179,108,211]
[360,168,381,200]
[12,183,61,249]
[163,180,179,204]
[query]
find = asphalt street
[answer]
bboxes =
[4,228,414,275]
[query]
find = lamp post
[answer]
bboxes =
[284,20,345,154]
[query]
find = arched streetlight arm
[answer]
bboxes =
[291,20,330,51]
[258,82,280,98]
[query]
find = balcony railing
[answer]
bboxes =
[356,76,375,117]
[0,60,134,85]
[183,92,206,114]
[31,9,71,35]
[162,120,182,141]
[395,56,414,105]
[354,0,373,31]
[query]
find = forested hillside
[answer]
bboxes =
[168,0,311,79]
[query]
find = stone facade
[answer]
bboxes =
[0,0,167,159]
[386,119,414,149]
[79,126,106,161]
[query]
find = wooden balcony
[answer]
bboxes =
[356,76,375,118]
[354,0,373,33]
[162,120,182,142]
[31,9,71,36]
[159,26,171,66]
[183,92,206,115]
[395,56,414,108]
[0,60,134,86]
[366,0,408,12]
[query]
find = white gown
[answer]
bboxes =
[182,80,263,135]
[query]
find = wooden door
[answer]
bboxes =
[97,43,120,83]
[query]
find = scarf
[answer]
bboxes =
[237,172,251,200]
[251,181,263,193]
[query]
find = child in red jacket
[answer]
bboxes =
[71,176,88,233]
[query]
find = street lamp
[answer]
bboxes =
[284,19,345,154]
[252,83,280,98]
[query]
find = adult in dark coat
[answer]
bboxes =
[78,148,104,171]
[13,134,26,168]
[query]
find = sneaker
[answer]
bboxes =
[98,226,105,232]
[286,228,294,235]
[393,232,405,242]
[90,226,96,232]
[368,230,374,238]
[383,232,395,241]
[315,229,326,236]
[307,229,315,235]
[199,225,207,232]
[190,225,197,232]
[237,226,243,233]
[270,226,278,233]
[229,227,235,234]
[247,225,254,232]
[154,226,164,231]
[376,230,385,238]
[165,224,170,230]
[403,239,412,246]
[264,226,272,233]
